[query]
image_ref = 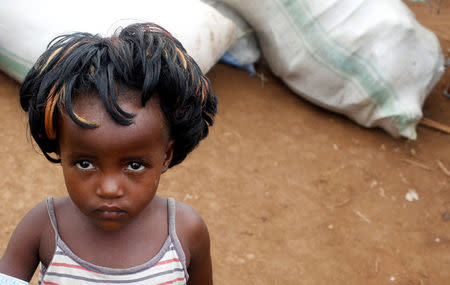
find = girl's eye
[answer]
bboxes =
[75,160,95,170]
[126,162,145,171]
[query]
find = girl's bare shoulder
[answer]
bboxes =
[174,201,209,241]
[174,200,213,284]
[9,198,52,243]
[0,198,53,281]
[174,201,210,256]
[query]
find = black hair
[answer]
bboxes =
[19,22,217,167]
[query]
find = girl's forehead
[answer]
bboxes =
[59,93,170,151]
[66,91,167,135]
[72,90,160,120]
[72,88,142,114]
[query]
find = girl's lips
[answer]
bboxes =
[98,205,124,212]
[95,206,126,219]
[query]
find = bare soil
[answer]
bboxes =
[0,1,449,284]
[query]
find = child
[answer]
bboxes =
[0,22,217,284]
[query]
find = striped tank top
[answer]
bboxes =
[39,197,188,284]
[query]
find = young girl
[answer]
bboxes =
[0,22,216,284]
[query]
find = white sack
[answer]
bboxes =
[201,0,261,65]
[219,0,444,139]
[0,0,237,82]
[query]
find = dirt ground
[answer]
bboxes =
[0,1,449,284]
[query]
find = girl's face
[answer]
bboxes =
[58,91,173,231]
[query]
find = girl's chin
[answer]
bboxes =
[94,220,127,231]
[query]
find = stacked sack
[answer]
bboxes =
[214,0,444,139]
[0,0,237,80]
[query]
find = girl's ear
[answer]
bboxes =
[162,139,174,173]
[56,143,60,157]
[55,141,62,161]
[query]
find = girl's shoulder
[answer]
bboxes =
[172,200,211,271]
[173,200,209,242]
[173,200,213,283]
[10,198,54,244]
[0,198,54,281]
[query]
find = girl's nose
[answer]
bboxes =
[96,174,124,198]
